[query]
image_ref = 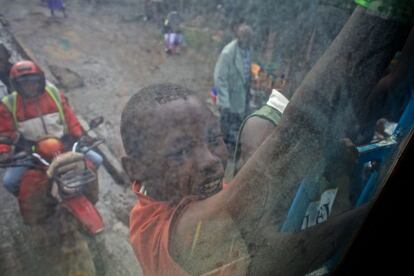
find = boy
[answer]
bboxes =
[121,83,369,275]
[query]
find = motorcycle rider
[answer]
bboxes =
[0,60,102,196]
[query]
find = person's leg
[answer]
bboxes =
[219,111,230,146]
[176,32,184,45]
[62,7,67,17]
[170,33,178,54]
[59,0,66,17]
[173,33,183,54]
[164,33,170,51]
[144,0,151,21]
[220,111,240,155]
[165,32,174,54]
[227,114,243,154]
[3,166,29,196]
[47,0,54,16]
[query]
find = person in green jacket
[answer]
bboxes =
[233,88,289,176]
[214,24,253,154]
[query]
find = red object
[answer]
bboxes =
[210,93,217,105]
[35,137,65,162]
[9,60,43,79]
[210,88,218,105]
[18,170,55,225]
[129,181,193,276]
[0,90,83,153]
[18,170,103,234]
[63,195,104,235]
[130,181,246,275]
[85,158,95,170]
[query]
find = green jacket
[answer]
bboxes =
[232,104,283,177]
[355,0,414,23]
[214,40,250,116]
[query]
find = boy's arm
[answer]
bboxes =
[248,202,371,275]
[219,4,410,237]
[173,4,412,274]
[173,188,371,275]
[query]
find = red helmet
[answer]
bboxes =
[9,60,46,98]
[10,60,43,78]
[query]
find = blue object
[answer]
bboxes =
[281,177,324,232]
[282,91,414,273]
[356,139,396,164]
[3,159,34,196]
[356,90,414,205]
[280,181,308,232]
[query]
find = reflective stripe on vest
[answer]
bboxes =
[45,83,67,133]
[1,83,68,133]
[1,91,18,128]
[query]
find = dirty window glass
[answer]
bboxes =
[0,0,413,275]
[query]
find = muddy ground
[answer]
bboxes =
[1,0,218,157]
[0,0,222,275]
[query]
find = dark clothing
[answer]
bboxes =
[0,71,10,91]
[48,0,64,10]
[0,63,12,95]
[214,37,252,153]
[219,109,243,155]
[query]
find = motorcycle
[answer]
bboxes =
[0,116,105,235]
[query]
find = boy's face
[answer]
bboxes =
[125,96,228,201]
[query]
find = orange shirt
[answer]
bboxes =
[129,181,250,276]
[129,182,193,276]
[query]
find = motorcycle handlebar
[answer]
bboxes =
[74,137,105,153]
[0,135,105,168]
